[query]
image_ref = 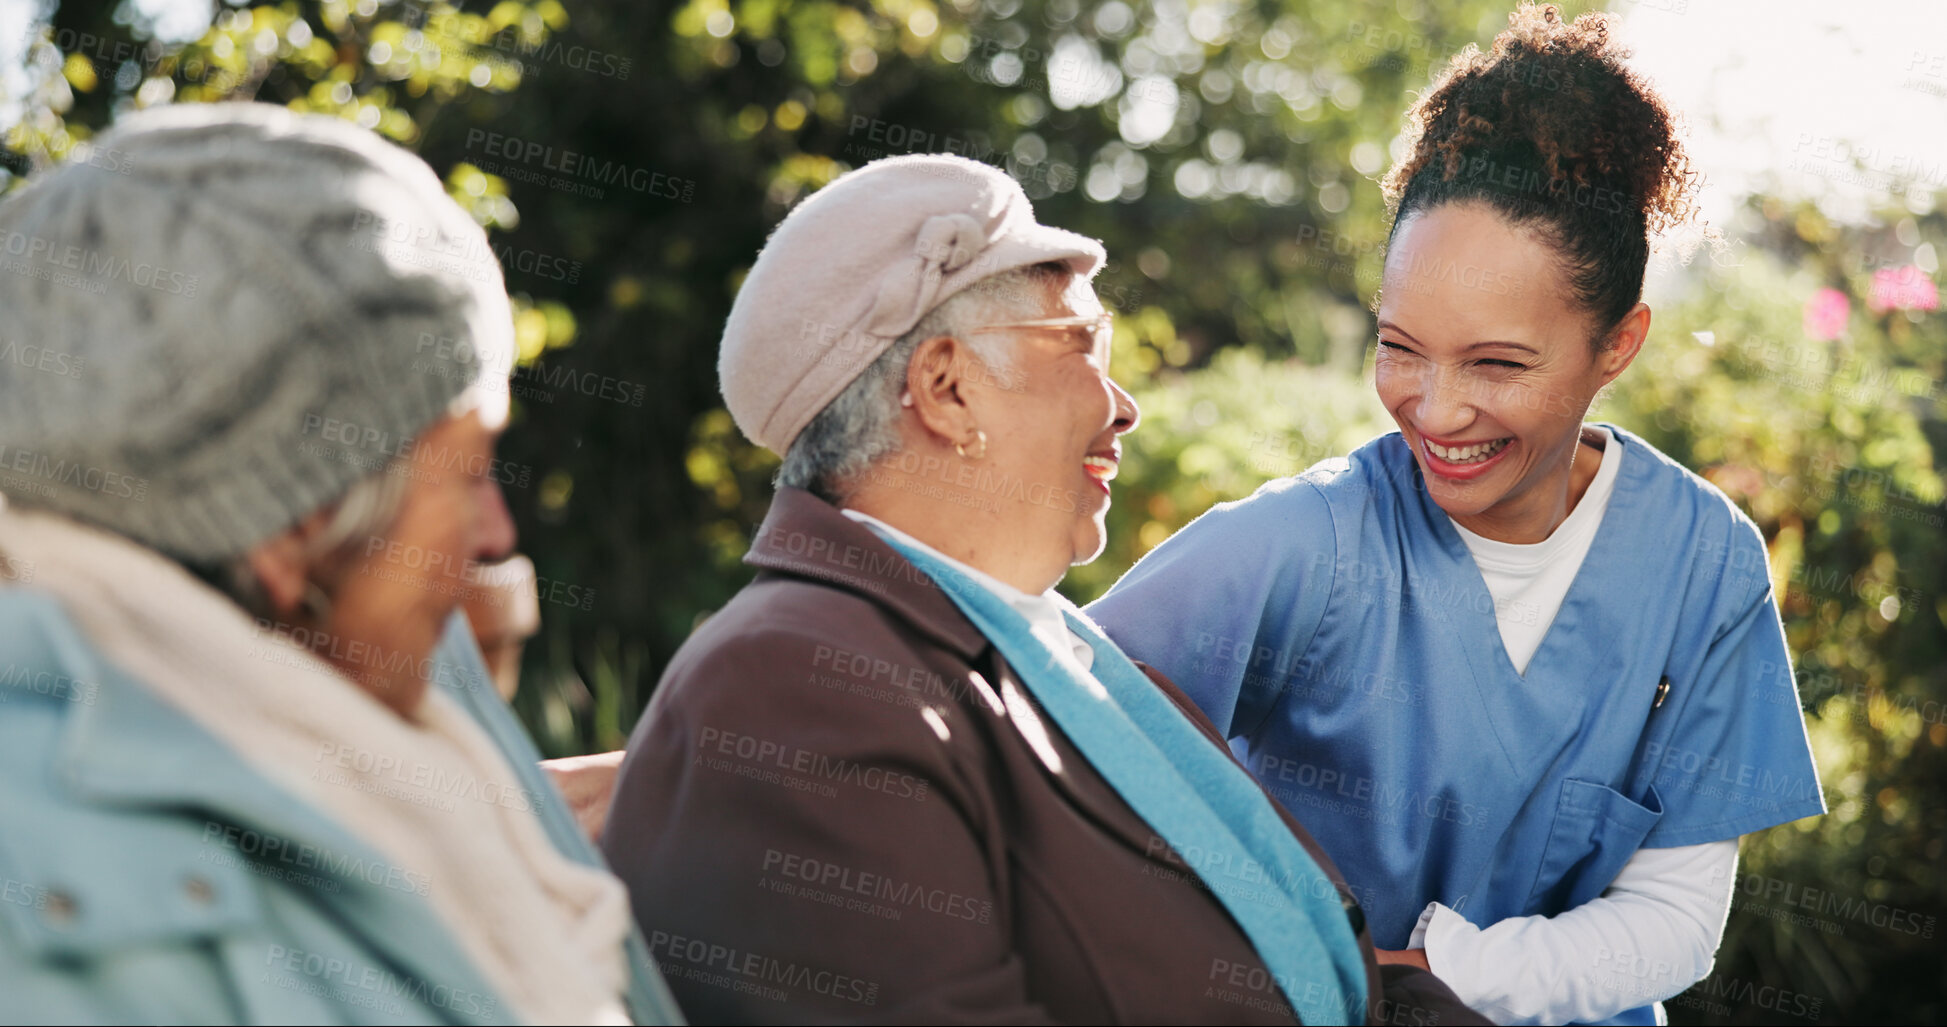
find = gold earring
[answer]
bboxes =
[955,429,988,461]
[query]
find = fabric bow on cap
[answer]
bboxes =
[865,212,993,338]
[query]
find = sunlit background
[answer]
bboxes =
[4,0,1943,1021]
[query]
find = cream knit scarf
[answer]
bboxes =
[0,508,630,1026]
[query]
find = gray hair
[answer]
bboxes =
[778,263,1069,500]
[180,467,410,620]
[177,380,501,619]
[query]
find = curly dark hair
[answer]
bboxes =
[1381,3,1699,344]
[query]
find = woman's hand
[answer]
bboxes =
[1374,948,1431,971]
[541,750,625,842]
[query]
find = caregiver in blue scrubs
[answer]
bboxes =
[1087,6,1823,1025]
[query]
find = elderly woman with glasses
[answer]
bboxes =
[600,155,1488,1025]
[0,104,677,1024]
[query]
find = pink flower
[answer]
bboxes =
[1867,265,1940,315]
[1804,288,1850,340]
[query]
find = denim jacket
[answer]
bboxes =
[0,591,682,1025]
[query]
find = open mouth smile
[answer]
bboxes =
[1426,437,1510,464]
[1418,433,1514,480]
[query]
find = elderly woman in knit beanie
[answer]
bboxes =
[0,103,678,1025]
[599,154,1487,1025]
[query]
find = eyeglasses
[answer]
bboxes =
[968,314,1114,355]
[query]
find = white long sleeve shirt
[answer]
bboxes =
[1432,425,1738,1023]
[1411,840,1739,1024]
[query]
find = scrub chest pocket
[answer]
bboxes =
[1526,779,1666,914]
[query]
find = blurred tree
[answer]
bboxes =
[6,1,1941,1022]
[8,0,1556,753]
[1600,198,1947,1025]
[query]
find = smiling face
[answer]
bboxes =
[1375,202,1642,542]
[971,274,1141,583]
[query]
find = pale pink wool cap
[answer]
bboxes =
[719,154,1106,456]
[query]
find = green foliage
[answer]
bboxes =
[6,0,1941,1021]
[1594,201,1947,1021]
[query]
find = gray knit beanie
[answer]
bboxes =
[0,102,514,561]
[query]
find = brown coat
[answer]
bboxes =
[604,488,1485,1025]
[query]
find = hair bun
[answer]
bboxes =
[1383,3,1697,235]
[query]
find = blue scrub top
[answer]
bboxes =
[1088,425,1825,950]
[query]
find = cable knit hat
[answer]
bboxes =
[719,154,1105,456]
[0,102,514,562]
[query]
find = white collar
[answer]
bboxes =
[1449,425,1622,568]
[839,509,1094,670]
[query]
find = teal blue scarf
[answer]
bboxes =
[878,536,1368,1024]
